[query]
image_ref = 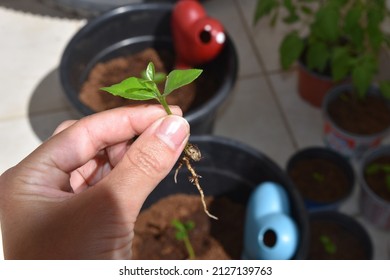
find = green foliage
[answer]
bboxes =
[312,172,324,183]
[101,62,202,114]
[365,163,390,191]
[254,0,390,99]
[171,219,196,259]
[319,235,337,254]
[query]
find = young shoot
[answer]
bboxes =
[101,62,218,219]
[312,172,325,183]
[365,163,390,192]
[319,235,337,255]
[171,219,196,260]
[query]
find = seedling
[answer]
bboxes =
[319,234,337,255]
[365,163,390,192]
[312,172,325,183]
[171,219,196,259]
[101,62,218,220]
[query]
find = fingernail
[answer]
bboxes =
[156,116,189,150]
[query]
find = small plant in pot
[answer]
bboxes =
[359,145,390,230]
[254,0,390,107]
[286,147,355,211]
[308,211,373,259]
[323,83,390,158]
[102,63,309,259]
[60,2,238,134]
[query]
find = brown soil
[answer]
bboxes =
[327,91,390,135]
[132,194,246,260]
[288,158,350,203]
[79,48,195,113]
[309,220,368,259]
[364,155,390,202]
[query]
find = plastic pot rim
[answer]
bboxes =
[308,210,374,259]
[358,145,390,208]
[322,83,390,140]
[286,146,355,208]
[59,2,238,123]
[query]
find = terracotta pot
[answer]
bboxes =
[359,145,390,230]
[297,62,340,108]
[322,84,390,158]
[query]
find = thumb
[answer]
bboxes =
[95,115,190,215]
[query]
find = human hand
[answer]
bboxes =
[0,105,189,259]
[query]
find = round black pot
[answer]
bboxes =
[59,3,238,134]
[142,135,309,260]
[358,145,390,230]
[286,147,355,212]
[42,0,178,17]
[308,211,373,259]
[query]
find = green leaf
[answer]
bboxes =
[344,6,362,33]
[163,68,202,96]
[379,81,390,99]
[365,164,381,175]
[331,47,352,81]
[279,31,304,69]
[320,235,337,254]
[367,23,383,52]
[145,62,155,81]
[185,221,195,231]
[314,5,340,42]
[300,5,312,15]
[254,0,279,24]
[154,72,166,84]
[352,55,377,98]
[175,231,186,241]
[282,0,299,23]
[171,219,185,231]
[343,6,364,50]
[306,41,329,72]
[383,165,390,173]
[100,77,157,101]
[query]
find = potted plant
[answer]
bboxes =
[254,0,390,107]
[323,84,390,158]
[131,135,310,259]
[59,2,238,134]
[101,62,309,259]
[308,211,373,259]
[359,145,390,230]
[286,147,355,211]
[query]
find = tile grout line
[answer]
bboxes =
[233,0,299,150]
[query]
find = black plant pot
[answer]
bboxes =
[59,3,238,134]
[358,145,390,230]
[142,135,309,260]
[286,147,355,212]
[308,211,373,259]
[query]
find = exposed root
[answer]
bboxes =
[174,143,218,220]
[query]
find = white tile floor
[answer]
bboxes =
[0,0,389,259]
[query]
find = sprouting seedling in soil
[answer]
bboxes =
[312,172,325,183]
[319,235,337,255]
[171,219,196,260]
[365,163,390,192]
[101,62,218,220]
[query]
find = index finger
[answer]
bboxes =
[28,105,182,174]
